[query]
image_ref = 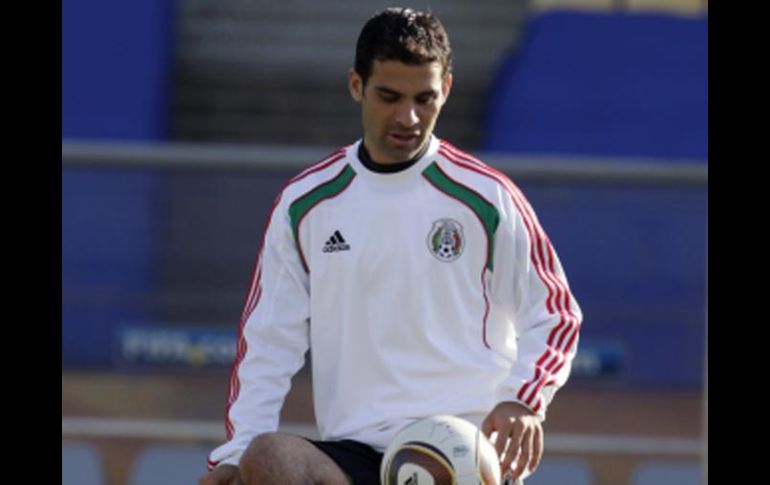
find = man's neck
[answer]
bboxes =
[358,141,430,174]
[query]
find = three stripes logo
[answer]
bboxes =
[323,230,350,253]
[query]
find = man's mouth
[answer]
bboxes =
[388,131,420,146]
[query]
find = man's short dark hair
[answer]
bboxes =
[354,7,453,86]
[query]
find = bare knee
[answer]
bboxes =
[240,433,285,482]
[240,433,347,485]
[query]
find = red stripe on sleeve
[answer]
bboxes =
[222,148,347,440]
[438,141,580,408]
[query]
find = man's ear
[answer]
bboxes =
[349,68,364,102]
[441,73,453,103]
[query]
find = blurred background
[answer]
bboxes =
[61,0,708,484]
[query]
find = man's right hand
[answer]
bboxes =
[199,464,243,485]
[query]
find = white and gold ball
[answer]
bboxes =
[380,415,501,485]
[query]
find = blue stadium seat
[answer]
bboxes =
[525,457,594,485]
[483,11,707,160]
[129,443,211,485]
[630,460,702,485]
[62,441,103,485]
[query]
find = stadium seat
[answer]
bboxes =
[630,460,701,485]
[129,443,211,485]
[62,441,103,485]
[525,457,594,485]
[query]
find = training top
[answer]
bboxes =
[207,136,583,470]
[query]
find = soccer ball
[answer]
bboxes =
[380,415,502,485]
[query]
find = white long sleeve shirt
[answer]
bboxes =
[208,136,582,469]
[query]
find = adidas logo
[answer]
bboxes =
[322,230,350,253]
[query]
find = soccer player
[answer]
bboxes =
[200,7,582,485]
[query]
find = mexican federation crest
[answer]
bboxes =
[427,218,465,262]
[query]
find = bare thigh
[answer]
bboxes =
[239,432,349,485]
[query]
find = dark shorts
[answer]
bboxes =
[307,438,383,485]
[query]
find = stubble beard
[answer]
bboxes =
[379,128,430,164]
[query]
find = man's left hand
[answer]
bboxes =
[481,401,543,481]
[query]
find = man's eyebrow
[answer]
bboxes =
[416,89,439,98]
[374,86,401,96]
[373,86,438,98]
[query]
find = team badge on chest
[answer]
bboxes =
[427,218,465,262]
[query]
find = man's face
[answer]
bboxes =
[349,60,452,164]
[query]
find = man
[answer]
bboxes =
[200,7,582,485]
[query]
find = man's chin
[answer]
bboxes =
[384,139,426,162]
[390,147,419,160]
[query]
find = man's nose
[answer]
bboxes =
[395,102,419,127]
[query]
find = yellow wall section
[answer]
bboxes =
[531,0,707,17]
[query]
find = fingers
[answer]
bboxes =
[509,426,532,480]
[198,464,242,485]
[493,419,509,458]
[482,402,544,481]
[481,414,494,438]
[198,471,217,485]
[496,420,543,480]
[499,419,525,475]
[530,423,543,473]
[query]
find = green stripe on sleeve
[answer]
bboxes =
[423,162,500,271]
[289,164,357,256]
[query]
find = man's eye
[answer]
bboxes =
[417,95,436,105]
[380,95,398,103]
